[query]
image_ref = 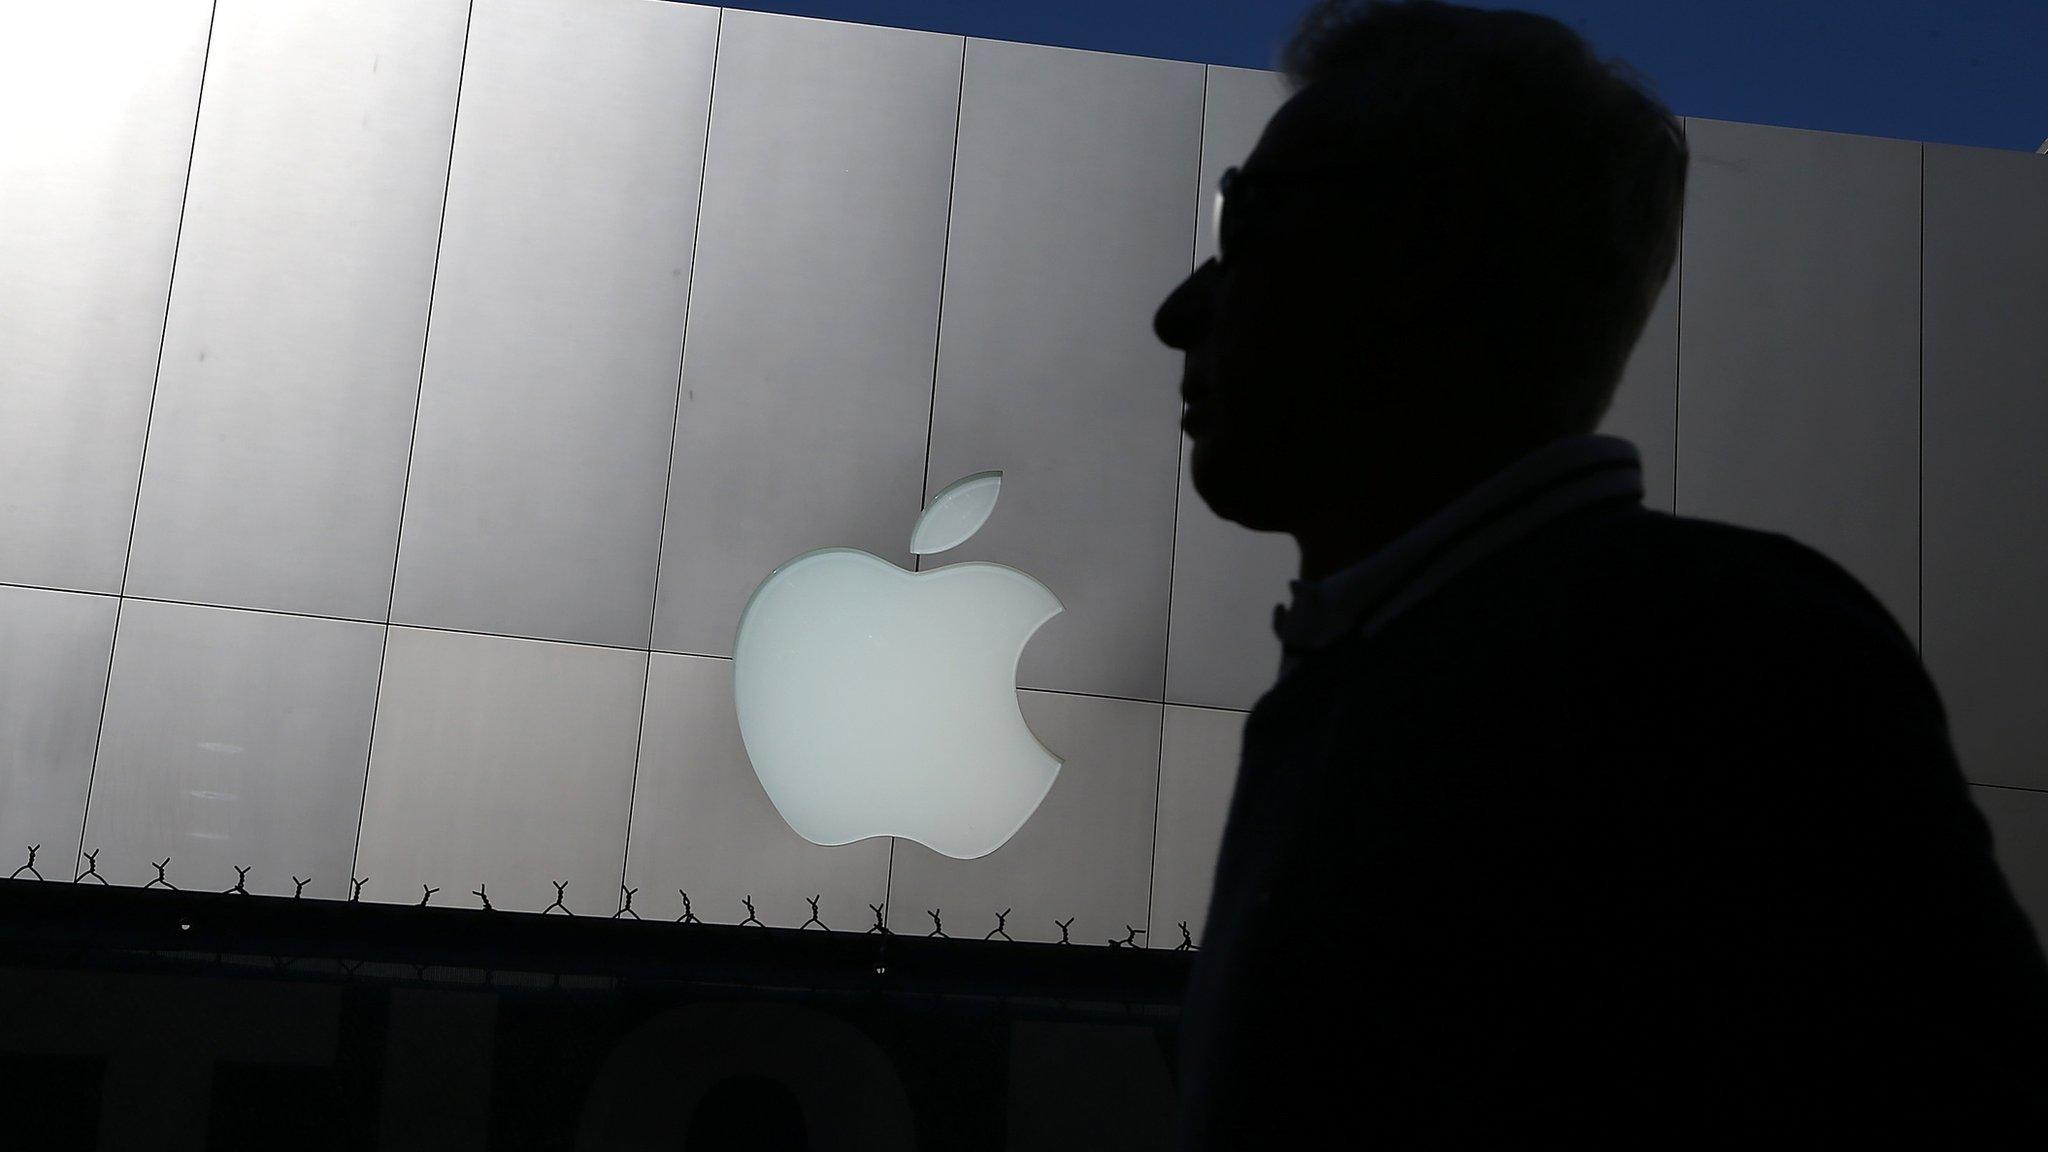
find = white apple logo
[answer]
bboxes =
[731,471,1064,860]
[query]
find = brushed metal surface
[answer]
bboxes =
[83,598,384,896]
[1162,65,1297,712]
[353,626,646,913]
[0,1,211,593]
[885,688,1162,945]
[389,0,718,649]
[652,10,961,657]
[626,652,891,928]
[922,38,1204,701]
[1675,119,1922,643]
[1971,784,2048,954]
[0,585,119,864]
[1147,704,1246,948]
[124,0,469,621]
[1922,142,2048,791]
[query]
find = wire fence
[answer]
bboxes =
[6,843,1201,952]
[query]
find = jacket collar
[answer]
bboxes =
[1273,433,1645,680]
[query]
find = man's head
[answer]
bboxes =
[1155,0,1687,542]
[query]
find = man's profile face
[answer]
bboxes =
[1154,82,1389,534]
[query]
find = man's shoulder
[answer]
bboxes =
[1568,505,1851,579]
[1293,504,1924,701]
[1335,504,1926,684]
[1581,509,1913,648]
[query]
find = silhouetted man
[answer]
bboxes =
[1154,1,2048,1146]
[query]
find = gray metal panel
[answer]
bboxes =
[885,689,1161,945]
[1147,704,1246,948]
[388,0,718,649]
[124,0,469,621]
[626,652,891,927]
[1971,785,2048,954]
[0,2,211,594]
[0,586,118,863]
[83,599,384,896]
[1597,136,1682,515]
[353,626,645,912]
[1164,65,1296,711]
[1922,143,2048,791]
[923,39,1204,701]
[652,11,961,657]
[1675,119,1921,642]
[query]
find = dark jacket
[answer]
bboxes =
[1175,498,2048,1148]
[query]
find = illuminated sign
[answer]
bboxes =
[732,472,1063,860]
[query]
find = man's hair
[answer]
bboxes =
[1280,0,1688,437]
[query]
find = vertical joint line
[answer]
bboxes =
[622,7,724,905]
[1146,64,1209,950]
[911,38,968,575]
[76,0,222,877]
[350,0,477,889]
[883,835,895,937]
[894,39,969,913]
[1671,118,1686,513]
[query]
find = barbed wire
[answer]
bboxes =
[542,881,572,915]
[3,847,1201,951]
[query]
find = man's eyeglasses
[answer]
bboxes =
[1211,162,1376,265]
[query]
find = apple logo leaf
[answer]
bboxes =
[910,470,1003,555]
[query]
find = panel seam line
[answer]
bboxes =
[888,35,969,930]
[349,0,476,894]
[73,0,221,880]
[619,5,724,912]
[1145,62,1208,953]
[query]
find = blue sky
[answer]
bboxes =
[721,0,2048,153]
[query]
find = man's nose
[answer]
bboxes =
[1154,258,1219,351]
